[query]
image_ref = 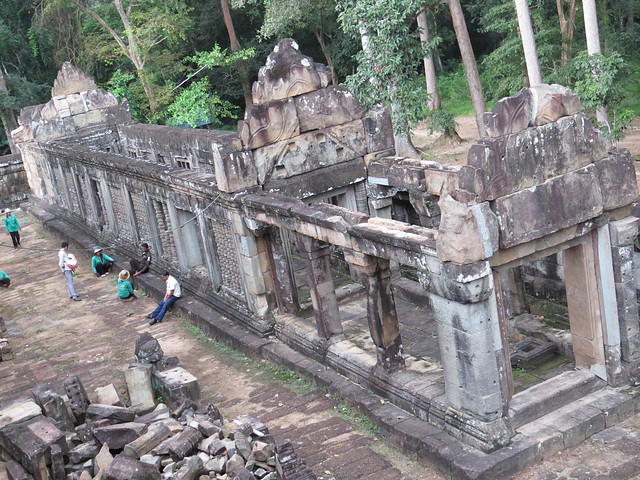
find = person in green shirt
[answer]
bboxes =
[117,270,136,299]
[3,208,21,249]
[91,246,114,277]
[0,270,10,288]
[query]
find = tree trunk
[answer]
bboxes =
[448,0,487,137]
[583,0,609,127]
[313,29,337,84]
[220,0,253,107]
[627,0,635,31]
[0,69,18,154]
[112,0,158,115]
[557,0,577,65]
[417,10,441,110]
[514,0,542,86]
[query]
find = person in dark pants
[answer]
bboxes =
[130,243,152,277]
[3,209,21,249]
[91,246,114,277]
[147,272,181,325]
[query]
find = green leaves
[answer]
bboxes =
[165,79,238,128]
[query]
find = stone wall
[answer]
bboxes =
[0,154,29,207]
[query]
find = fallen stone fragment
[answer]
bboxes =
[5,459,33,480]
[93,442,114,476]
[164,426,203,462]
[104,455,161,480]
[203,456,226,475]
[123,421,172,458]
[152,368,200,411]
[31,383,75,431]
[63,376,90,423]
[173,455,204,480]
[134,333,164,364]
[135,403,170,425]
[85,404,136,423]
[69,441,100,464]
[95,384,122,407]
[93,422,147,449]
[252,442,273,463]
[234,434,251,460]
[124,363,155,413]
[0,399,42,429]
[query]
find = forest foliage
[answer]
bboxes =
[0,0,638,154]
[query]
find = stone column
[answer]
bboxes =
[297,235,343,339]
[344,250,405,373]
[609,217,640,383]
[564,232,607,378]
[421,260,513,452]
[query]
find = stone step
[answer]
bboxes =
[515,387,634,461]
[509,369,605,428]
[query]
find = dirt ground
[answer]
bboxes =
[412,115,640,163]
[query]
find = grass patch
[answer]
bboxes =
[177,318,314,395]
[334,402,379,436]
[34,327,46,335]
[18,268,27,274]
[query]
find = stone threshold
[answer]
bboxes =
[25,201,639,480]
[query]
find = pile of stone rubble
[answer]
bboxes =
[0,316,11,362]
[0,333,317,480]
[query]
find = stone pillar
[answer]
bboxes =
[297,235,343,339]
[609,217,640,383]
[344,250,405,373]
[421,260,513,452]
[232,213,271,317]
[564,232,607,378]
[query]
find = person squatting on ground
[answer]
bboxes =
[0,270,11,288]
[4,208,21,249]
[58,242,80,301]
[147,272,181,325]
[117,270,136,300]
[130,243,151,277]
[91,246,114,277]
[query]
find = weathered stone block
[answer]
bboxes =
[593,151,638,211]
[85,404,136,423]
[94,422,147,450]
[243,98,300,150]
[484,88,532,137]
[63,376,90,424]
[0,400,42,429]
[253,119,366,184]
[252,39,323,104]
[491,166,603,249]
[104,455,161,480]
[294,85,366,133]
[84,90,119,110]
[95,384,122,407]
[0,415,67,476]
[213,147,257,193]
[135,333,164,364]
[151,367,200,411]
[31,383,75,432]
[72,110,104,130]
[5,459,34,480]
[436,195,498,264]
[530,84,580,125]
[362,107,394,154]
[124,364,155,413]
[609,217,639,247]
[51,62,98,97]
[66,93,88,115]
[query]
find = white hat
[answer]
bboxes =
[4,208,10,214]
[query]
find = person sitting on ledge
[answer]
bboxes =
[117,270,136,300]
[91,246,114,277]
[0,270,11,288]
[130,243,151,277]
[147,271,181,325]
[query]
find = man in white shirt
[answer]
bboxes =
[59,241,80,301]
[147,271,181,325]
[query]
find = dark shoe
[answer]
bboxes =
[148,318,157,325]
[146,314,154,319]
[72,297,81,302]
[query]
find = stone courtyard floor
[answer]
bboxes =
[3,210,640,479]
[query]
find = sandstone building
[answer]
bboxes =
[10,39,640,477]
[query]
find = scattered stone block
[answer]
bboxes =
[5,459,34,480]
[173,456,204,480]
[0,400,42,429]
[85,404,136,424]
[134,333,164,364]
[123,422,172,458]
[104,455,161,480]
[93,422,147,450]
[95,384,122,407]
[93,443,114,477]
[124,364,155,413]
[63,376,90,424]
[152,367,200,411]
[69,441,100,464]
[31,383,75,431]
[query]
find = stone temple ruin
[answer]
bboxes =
[9,38,640,477]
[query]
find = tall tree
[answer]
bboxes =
[64,0,190,117]
[582,0,609,126]
[338,0,425,157]
[514,0,542,86]
[417,9,440,110]
[448,0,487,137]
[0,69,17,153]
[220,0,253,106]
[556,0,578,65]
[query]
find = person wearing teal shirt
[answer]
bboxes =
[0,270,10,288]
[3,208,21,249]
[91,246,114,277]
[117,270,136,299]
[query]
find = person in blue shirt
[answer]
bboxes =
[0,270,11,288]
[3,208,21,249]
[91,246,114,277]
[117,270,136,299]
